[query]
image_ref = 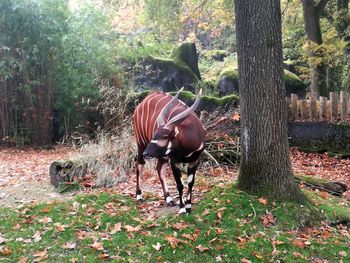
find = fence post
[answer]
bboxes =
[330,92,338,122]
[300,99,308,120]
[319,96,327,121]
[340,91,348,122]
[291,93,298,121]
[310,95,317,121]
[286,97,291,120]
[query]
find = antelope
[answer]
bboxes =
[133,88,206,214]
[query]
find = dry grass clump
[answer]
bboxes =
[69,125,136,187]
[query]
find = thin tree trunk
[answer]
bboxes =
[234,0,304,201]
[302,0,328,98]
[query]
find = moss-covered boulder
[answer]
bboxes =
[284,69,307,97]
[218,69,239,96]
[202,49,230,61]
[134,43,200,92]
[215,68,306,97]
[170,42,201,80]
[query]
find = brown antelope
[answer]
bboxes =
[133,88,206,214]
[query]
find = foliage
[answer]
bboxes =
[54,2,120,139]
[0,0,68,145]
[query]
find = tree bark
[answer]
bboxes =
[302,0,329,98]
[234,0,304,201]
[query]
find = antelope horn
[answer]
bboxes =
[166,89,202,126]
[156,87,184,126]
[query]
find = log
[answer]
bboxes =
[49,160,87,188]
[295,176,348,196]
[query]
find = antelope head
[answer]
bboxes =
[142,88,202,159]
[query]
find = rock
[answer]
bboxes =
[170,42,201,80]
[134,43,200,92]
[284,69,307,98]
[202,49,230,61]
[218,70,239,96]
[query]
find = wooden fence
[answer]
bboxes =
[286,91,350,123]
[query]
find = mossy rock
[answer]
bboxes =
[297,147,327,154]
[139,55,198,92]
[170,42,201,80]
[284,69,307,97]
[327,151,350,159]
[201,49,230,61]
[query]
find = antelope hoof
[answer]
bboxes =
[136,194,143,202]
[185,204,192,213]
[166,196,175,207]
[178,207,186,215]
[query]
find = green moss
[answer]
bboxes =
[295,174,330,185]
[297,147,327,154]
[170,42,195,62]
[220,69,238,80]
[168,90,239,106]
[147,55,198,81]
[201,49,230,60]
[327,151,350,159]
[284,69,302,84]
[170,42,201,79]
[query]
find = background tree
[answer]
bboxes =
[234,0,304,201]
[301,0,329,97]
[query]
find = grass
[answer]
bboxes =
[0,183,349,262]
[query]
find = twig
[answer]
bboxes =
[203,149,220,166]
[247,203,257,224]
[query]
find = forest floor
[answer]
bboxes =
[0,146,349,211]
[1,146,350,262]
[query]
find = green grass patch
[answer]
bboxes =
[0,185,349,262]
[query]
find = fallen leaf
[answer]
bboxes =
[54,223,66,232]
[39,206,52,213]
[291,239,307,248]
[0,246,12,256]
[237,236,247,244]
[0,236,6,244]
[232,113,240,121]
[38,216,52,224]
[172,222,189,230]
[110,222,122,234]
[202,209,210,216]
[258,198,268,205]
[89,240,104,251]
[215,228,224,235]
[124,225,141,232]
[260,211,275,227]
[18,256,28,263]
[164,235,189,249]
[339,251,347,257]
[196,244,209,252]
[216,255,223,262]
[241,258,252,263]
[253,252,263,260]
[33,249,48,262]
[152,242,162,251]
[61,242,76,250]
[98,253,109,260]
[32,231,42,242]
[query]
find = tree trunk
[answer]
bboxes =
[338,0,349,10]
[302,0,328,98]
[234,0,304,201]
